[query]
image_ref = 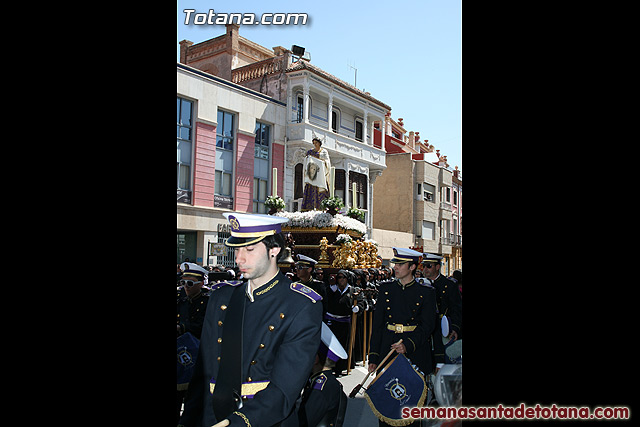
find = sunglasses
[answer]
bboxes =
[423,263,437,269]
[336,275,346,279]
[179,279,202,287]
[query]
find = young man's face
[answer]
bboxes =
[393,262,415,282]
[234,242,277,281]
[182,278,203,297]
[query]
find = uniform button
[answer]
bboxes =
[218,338,223,343]
[217,356,221,361]
[280,313,285,319]
[221,305,228,310]
[416,303,420,306]
[251,360,257,365]
[247,377,252,382]
[386,307,390,310]
[386,299,389,302]
[218,321,223,326]
[268,325,275,331]
[259,344,265,349]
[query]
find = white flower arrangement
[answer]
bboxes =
[265,195,286,211]
[275,210,367,234]
[364,238,378,246]
[335,234,353,245]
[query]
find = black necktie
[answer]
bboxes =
[211,284,246,421]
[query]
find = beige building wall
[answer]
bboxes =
[372,151,456,266]
[371,228,415,261]
[372,153,414,234]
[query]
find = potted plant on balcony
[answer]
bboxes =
[346,206,365,223]
[265,195,286,215]
[320,196,344,216]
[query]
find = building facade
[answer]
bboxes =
[177,25,461,271]
[371,118,459,274]
[451,166,462,272]
[179,24,390,242]
[177,63,287,266]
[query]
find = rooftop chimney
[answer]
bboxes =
[226,23,239,54]
[179,40,193,64]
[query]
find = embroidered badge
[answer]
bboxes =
[313,374,327,391]
[177,347,194,367]
[229,216,240,231]
[385,377,411,405]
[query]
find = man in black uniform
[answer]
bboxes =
[367,248,437,427]
[295,254,327,317]
[179,213,323,427]
[422,253,462,370]
[284,322,348,427]
[177,262,211,423]
[324,269,365,376]
[177,262,211,339]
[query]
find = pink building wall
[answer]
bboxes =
[234,133,254,212]
[272,144,284,198]
[191,122,286,213]
[193,122,216,207]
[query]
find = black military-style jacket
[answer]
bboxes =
[299,278,327,317]
[432,274,462,335]
[177,290,210,340]
[368,278,437,375]
[295,369,346,427]
[431,274,462,364]
[180,271,323,427]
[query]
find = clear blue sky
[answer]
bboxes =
[177,0,462,171]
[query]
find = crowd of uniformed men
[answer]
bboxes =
[177,212,462,427]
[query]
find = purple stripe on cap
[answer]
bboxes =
[327,348,341,362]
[235,223,282,234]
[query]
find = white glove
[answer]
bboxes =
[352,306,360,313]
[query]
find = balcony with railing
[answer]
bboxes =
[231,56,287,84]
[441,233,455,246]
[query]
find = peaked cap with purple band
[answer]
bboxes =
[222,212,290,247]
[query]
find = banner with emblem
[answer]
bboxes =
[177,332,200,390]
[364,354,428,426]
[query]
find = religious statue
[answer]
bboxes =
[301,137,332,211]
